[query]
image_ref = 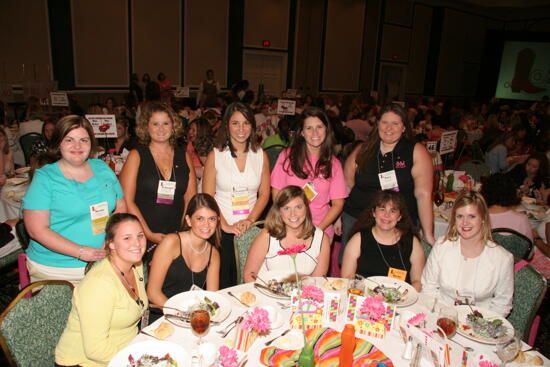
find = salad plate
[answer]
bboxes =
[164,290,231,327]
[456,305,514,344]
[254,270,301,299]
[364,276,418,307]
[109,340,190,366]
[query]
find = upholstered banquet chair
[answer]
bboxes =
[18,133,42,166]
[234,221,264,284]
[0,280,74,367]
[459,159,491,182]
[492,228,533,260]
[508,261,547,345]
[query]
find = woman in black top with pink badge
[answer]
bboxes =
[341,190,425,291]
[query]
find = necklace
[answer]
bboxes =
[110,259,144,308]
[188,234,208,255]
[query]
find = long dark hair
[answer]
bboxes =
[191,118,215,157]
[216,102,258,157]
[349,190,417,245]
[355,103,414,172]
[284,107,334,179]
[525,153,549,189]
[180,193,222,249]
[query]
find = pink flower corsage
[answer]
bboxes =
[407,313,427,327]
[359,297,385,320]
[217,346,238,367]
[301,285,324,302]
[479,361,499,367]
[240,307,271,334]
[277,244,306,256]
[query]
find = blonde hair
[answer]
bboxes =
[265,186,315,240]
[136,102,183,146]
[445,191,493,244]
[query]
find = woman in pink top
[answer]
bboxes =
[271,107,347,238]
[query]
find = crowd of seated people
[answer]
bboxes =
[2,87,550,365]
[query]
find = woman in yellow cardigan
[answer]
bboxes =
[55,213,147,367]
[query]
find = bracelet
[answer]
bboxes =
[77,246,84,260]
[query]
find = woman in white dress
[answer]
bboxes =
[243,185,330,282]
[203,102,270,287]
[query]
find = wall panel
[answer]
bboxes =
[244,0,289,49]
[0,0,51,82]
[133,0,180,85]
[380,25,410,62]
[385,0,412,26]
[323,0,365,91]
[185,0,228,86]
[406,5,432,95]
[72,0,128,87]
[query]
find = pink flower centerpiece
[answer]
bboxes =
[359,297,385,320]
[215,346,238,367]
[407,313,427,327]
[479,361,499,367]
[277,244,314,367]
[233,307,270,352]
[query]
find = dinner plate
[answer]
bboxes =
[163,290,231,327]
[254,270,301,300]
[456,305,514,344]
[364,276,418,307]
[108,340,190,366]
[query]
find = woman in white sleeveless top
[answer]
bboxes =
[243,185,330,282]
[203,102,270,288]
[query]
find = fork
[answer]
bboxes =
[227,291,250,307]
[216,316,244,335]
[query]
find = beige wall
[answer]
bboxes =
[132,0,180,85]
[244,0,289,50]
[71,0,128,87]
[0,0,51,82]
[184,0,228,86]
[322,0,366,91]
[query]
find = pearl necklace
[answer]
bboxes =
[188,234,208,255]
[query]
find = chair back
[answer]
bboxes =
[263,144,286,172]
[234,221,264,284]
[18,133,42,166]
[492,228,533,260]
[507,262,547,342]
[420,240,432,258]
[0,280,74,367]
[15,219,30,251]
[459,159,491,181]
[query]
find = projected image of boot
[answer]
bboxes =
[511,48,546,93]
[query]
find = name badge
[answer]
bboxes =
[378,170,399,191]
[387,267,407,281]
[90,201,109,235]
[302,182,318,202]
[232,187,250,215]
[157,180,176,204]
[189,284,203,291]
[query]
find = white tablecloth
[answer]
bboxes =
[129,279,549,366]
[0,183,27,222]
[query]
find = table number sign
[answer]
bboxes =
[86,114,117,138]
[277,99,296,115]
[50,92,69,107]
[426,140,438,153]
[439,130,458,155]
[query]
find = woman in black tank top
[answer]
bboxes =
[341,190,425,291]
[147,194,221,321]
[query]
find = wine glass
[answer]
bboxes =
[190,307,211,346]
[436,305,458,338]
[495,331,521,366]
[347,278,365,296]
[434,191,444,207]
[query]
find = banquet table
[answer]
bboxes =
[127,279,550,367]
[0,180,27,223]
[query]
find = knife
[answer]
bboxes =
[254,283,289,297]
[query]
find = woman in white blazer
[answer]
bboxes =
[421,191,514,316]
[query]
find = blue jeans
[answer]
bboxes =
[338,211,358,263]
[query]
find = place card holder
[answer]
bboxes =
[405,323,450,367]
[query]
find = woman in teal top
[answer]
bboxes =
[23,115,126,284]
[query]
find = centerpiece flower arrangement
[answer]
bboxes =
[213,346,238,367]
[233,307,270,352]
[277,244,315,367]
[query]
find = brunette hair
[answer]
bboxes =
[349,190,417,240]
[50,115,97,161]
[481,173,519,207]
[284,107,334,179]
[445,191,493,244]
[265,186,315,240]
[216,102,258,157]
[355,103,414,172]
[104,213,142,245]
[191,118,215,157]
[136,101,182,146]
[525,153,549,189]
[180,193,222,249]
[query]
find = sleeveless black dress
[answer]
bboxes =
[135,145,189,247]
[356,229,413,284]
[149,233,213,322]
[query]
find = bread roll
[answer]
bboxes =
[526,353,543,366]
[240,291,256,306]
[152,322,174,339]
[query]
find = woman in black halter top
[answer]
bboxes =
[147,194,221,321]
